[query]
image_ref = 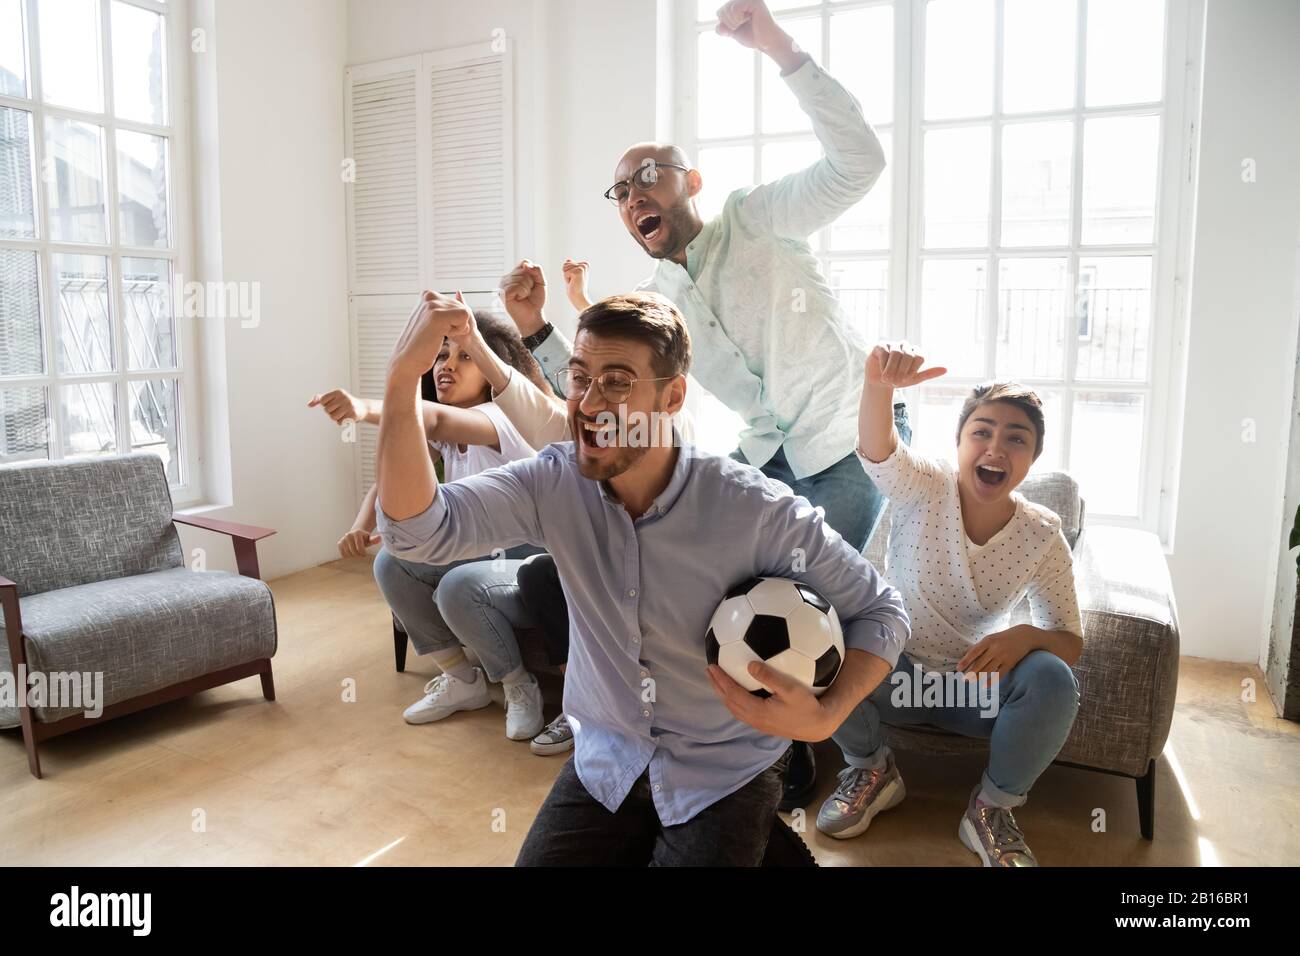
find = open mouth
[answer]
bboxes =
[975,464,1007,488]
[577,417,617,451]
[635,213,662,242]
[436,376,455,390]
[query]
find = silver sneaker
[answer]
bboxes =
[816,754,906,840]
[530,712,574,756]
[958,785,1040,867]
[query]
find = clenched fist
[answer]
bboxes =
[390,290,472,379]
[561,258,592,312]
[498,260,547,337]
[715,0,790,55]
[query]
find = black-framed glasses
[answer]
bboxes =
[556,367,674,403]
[603,161,691,205]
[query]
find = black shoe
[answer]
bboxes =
[778,741,816,812]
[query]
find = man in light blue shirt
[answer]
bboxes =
[500,0,910,804]
[374,289,909,865]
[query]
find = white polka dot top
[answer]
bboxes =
[856,439,1083,673]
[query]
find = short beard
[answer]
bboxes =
[638,198,694,261]
[577,441,649,483]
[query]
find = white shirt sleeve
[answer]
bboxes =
[490,368,572,448]
[854,435,950,510]
[1026,530,1084,639]
[734,59,886,241]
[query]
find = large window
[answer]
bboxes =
[0,0,192,492]
[681,0,1197,531]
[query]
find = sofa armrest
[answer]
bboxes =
[172,515,277,580]
[1066,526,1180,775]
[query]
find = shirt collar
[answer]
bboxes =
[596,430,694,518]
[655,219,712,284]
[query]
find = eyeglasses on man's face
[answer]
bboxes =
[603,161,691,205]
[556,367,674,404]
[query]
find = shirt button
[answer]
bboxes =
[640,669,648,678]
[542,355,549,362]
[709,320,716,327]
[627,588,637,597]
[642,709,651,718]
[653,784,662,793]
[632,635,640,643]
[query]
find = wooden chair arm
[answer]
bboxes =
[172,515,277,579]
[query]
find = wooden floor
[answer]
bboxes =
[3,557,1298,866]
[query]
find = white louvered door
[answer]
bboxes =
[345,57,423,296]
[344,42,514,499]
[425,45,514,293]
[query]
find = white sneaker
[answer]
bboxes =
[403,669,491,725]
[503,676,545,741]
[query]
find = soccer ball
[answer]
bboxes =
[705,576,844,698]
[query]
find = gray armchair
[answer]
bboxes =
[0,454,278,778]
[863,471,1180,839]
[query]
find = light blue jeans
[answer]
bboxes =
[732,403,911,553]
[373,544,542,682]
[831,651,1081,807]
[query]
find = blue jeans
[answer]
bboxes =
[831,651,1081,807]
[373,544,542,681]
[731,402,912,553]
[435,560,541,682]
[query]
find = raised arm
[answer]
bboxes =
[719,0,886,239]
[500,260,568,396]
[375,290,545,560]
[376,292,451,520]
[858,342,946,463]
[562,258,593,312]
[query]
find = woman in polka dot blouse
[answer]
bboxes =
[816,341,1084,867]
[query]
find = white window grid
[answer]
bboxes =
[0,0,199,501]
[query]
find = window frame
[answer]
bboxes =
[676,0,1202,539]
[0,0,201,505]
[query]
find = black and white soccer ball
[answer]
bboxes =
[705,577,844,698]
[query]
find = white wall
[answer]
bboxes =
[1167,0,1300,663]
[179,0,355,580]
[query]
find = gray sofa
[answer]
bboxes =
[0,454,279,778]
[864,470,1180,839]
